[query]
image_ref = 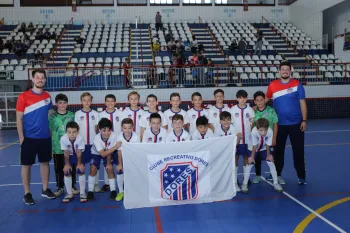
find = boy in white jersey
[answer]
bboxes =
[122,91,144,136]
[61,122,87,203]
[114,118,140,201]
[142,113,167,143]
[99,94,123,193]
[186,92,210,135]
[140,94,167,140]
[191,116,214,140]
[209,89,231,132]
[230,90,255,190]
[87,118,121,200]
[214,111,241,141]
[242,118,283,193]
[74,92,101,192]
[166,114,191,142]
[164,93,189,132]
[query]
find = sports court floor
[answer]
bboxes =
[0,118,349,233]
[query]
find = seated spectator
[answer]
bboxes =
[192,53,199,64]
[230,38,238,52]
[43,29,51,40]
[19,22,26,33]
[176,38,184,50]
[14,42,26,57]
[238,38,247,56]
[4,40,12,50]
[35,30,43,41]
[168,38,175,51]
[27,22,35,33]
[50,32,58,40]
[34,49,44,61]
[165,33,173,43]
[153,39,160,55]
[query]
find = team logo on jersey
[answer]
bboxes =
[246,113,250,118]
[148,137,153,142]
[161,162,198,200]
[287,88,293,93]
[235,113,239,118]
[91,115,95,120]
[192,114,196,119]
[80,116,84,120]
[44,99,49,105]
[138,115,142,119]
[263,112,268,117]
[169,116,172,120]
[116,116,119,121]
[159,137,162,142]
[67,145,71,148]
[128,114,132,118]
[265,136,268,141]
[75,144,79,149]
[213,113,218,118]
[182,138,185,141]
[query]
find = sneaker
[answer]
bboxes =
[253,176,261,184]
[115,192,124,201]
[80,193,88,203]
[241,184,248,194]
[87,191,94,200]
[110,190,117,200]
[41,189,56,199]
[100,184,110,193]
[298,178,307,185]
[54,188,64,197]
[278,176,286,185]
[72,186,80,195]
[62,193,74,203]
[274,183,283,193]
[23,192,35,205]
[94,184,101,193]
[235,183,241,192]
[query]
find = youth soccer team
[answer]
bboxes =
[49,89,283,203]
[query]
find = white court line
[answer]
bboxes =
[261,177,346,233]
[8,163,54,167]
[0,180,106,187]
[306,129,350,133]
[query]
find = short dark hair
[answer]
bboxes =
[172,114,184,122]
[219,111,231,121]
[105,94,116,102]
[196,116,209,127]
[121,118,133,127]
[253,91,265,100]
[256,118,269,129]
[32,69,46,78]
[213,89,224,96]
[66,121,79,131]
[236,90,248,98]
[170,92,181,101]
[55,93,68,103]
[98,118,113,130]
[149,112,161,122]
[191,92,202,100]
[147,94,158,102]
[280,60,291,69]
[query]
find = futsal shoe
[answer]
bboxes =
[23,192,35,205]
[241,184,248,194]
[100,184,110,193]
[72,186,80,195]
[115,192,124,201]
[253,176,261,184]
[54,188,64,197]
[277,176,286,185]
[42,189,56,199]
[110,190,117,200]
[274,183,283,193]
[80,193,88,203]
[298,178,307,185]
[94,184,101,192]
[235,183,241,192]
[87,191,94,200]
[62,194,74,203]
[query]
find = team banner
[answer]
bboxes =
[123,135,237,209]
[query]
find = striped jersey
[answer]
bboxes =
[142,128,167,144]
[248,127,273,151]
[99,109,123,135]
[230,105,254,145]
[166,129,191,142]
[208,105,231,131]
[60,134,85,155]
[75,109,99,145]
[186,108,209,135]
[121,107,144,135]
[164,109,189,132]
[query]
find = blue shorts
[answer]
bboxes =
[248,150,273,161]
[112,151,123,175]
[64,155,84,175]
[82,145,92,164]
[236,144,249,156]
[90,154,108,170]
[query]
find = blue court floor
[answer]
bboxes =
[0,118,349,233]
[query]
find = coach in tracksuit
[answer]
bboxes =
[266,60,308,185]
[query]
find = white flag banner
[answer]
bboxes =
[123,135,237,209]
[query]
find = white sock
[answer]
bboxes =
[117,174,124,193]
[88,175,96,192]
[64,176,72,195]
[109,178,116,191]
[104,169,109,185]
[79,175,86,195]
[95,171,99,185]
[243,164,254,185]
[267,161,278,184]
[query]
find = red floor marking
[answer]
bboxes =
[101,206,120,209]
[45,208,65,213]
[73,207,92,211]
[154,207,163,233]
[18,209,38,214]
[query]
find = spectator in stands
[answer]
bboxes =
[165,33,172,43]
[35,30,43,41]
[206,58,214,83]
[153,39,160,55]
[192,53,199,64]
[34,49,44,61]
[155,12,162,32]
[0,39,4,52]
[43,29,51,40]
[19,22,26,33]
[238,38,247,56]
[123,58,131,88]
[254,29,263,56]
[184,40,190,51]
[4,40,12,51]
[230,38,238,52]
[50,32,58,40]
[168,38,175,52]
[27,22,35,33]
[176,38,184,50]
[191,35,198,54]
[146,68,155,89]
[14,42,26,57]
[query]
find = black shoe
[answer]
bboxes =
[100,184,110,193]
[110,190,117,200]
[41,188,56,199]
[87,191,94,200]
[23,192,35,205]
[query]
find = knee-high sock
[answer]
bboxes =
[243,164,254,185]
[104,169,109,185]
[94,171,99,185]
[64,176,72,195]
[234,166,238,185]
[88,175,96,192]
[117,174,124,193]
[267,161,278,184]
[109,178,116,191]
[79,175,86,195]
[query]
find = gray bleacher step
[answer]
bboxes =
[132,59,153,62]
[68,30,82,32]
[286,57,307,60]
[54,50,73,54]
[46,61,68,64]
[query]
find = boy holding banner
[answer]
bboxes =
[166,114,191,142]
[191,116,214,140]
[142,113,167,144]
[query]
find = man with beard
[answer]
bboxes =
[16,69,56,205]
[266,61,308,185]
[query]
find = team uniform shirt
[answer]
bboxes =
[266,79,305,125]
[166,129,191,142]
[248,127,273,152]
[117,133,140,151]
[191,128,214,140]
[99,109,123,135]
[142,128,167,144]
[214,124,237,137]
[16,89,53,139]
[49,111,75,154]
[230,105,254,145]
[91,132,118,155]
[208,105,231,131]
[139,111,167,129]
[121,107,144,135]
[186,108,210,135]
[60,134,85,155]
[164,109,189,132]
[75,109,99,145]
[254,106,278,131]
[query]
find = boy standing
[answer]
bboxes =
[164,93,189,133]
[186,92,210,135]
[122,91,144,135]
[208,89,230,131]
